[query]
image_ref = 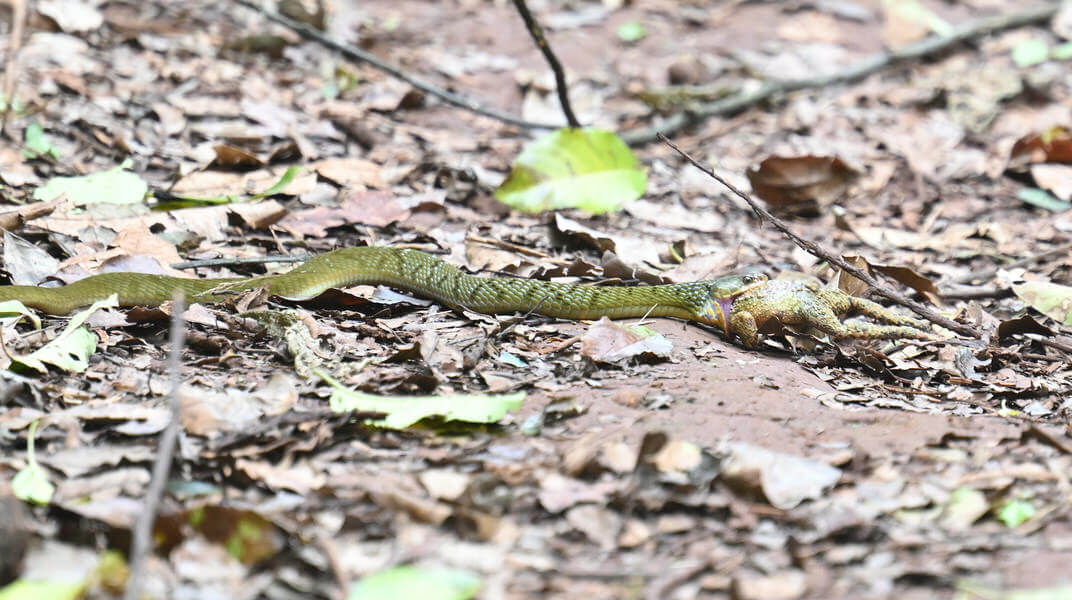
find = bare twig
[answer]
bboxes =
[510,0,580,128]
[659,133,981,338]
[950,240,1072,285]
[234,0,558,131]
[172,253,312,270]
[1,0,27,133]
[124,294,187,600]
[939,286,1012,301]
[624,4,1060,145]
[1027,334,1072,356]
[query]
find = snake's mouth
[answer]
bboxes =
[715,296,735,334]
[700,296,736,334]
[703,283,764,334]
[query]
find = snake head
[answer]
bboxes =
[698,272,768,334]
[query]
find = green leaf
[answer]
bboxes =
[495,128,646,214]
[0,580,83,600]
[1012,281,1072,326]
[348,566,480,600]
[955,580,1072,600]
[616,21,646,43]
[251,166,302,199]
[12,295,119,373]
[1012,37,1050,67]
[996,499,1035,527]
[942,487,988,529]
[318,370,524,429]
[155,166,303,210]
[883,0,952,36]
[22,123,60,160]
[33,162,148,206]
[12,421,54,506]
[1053,42,1072,61]
[0,300,42,330]
[1017,188,1072,212]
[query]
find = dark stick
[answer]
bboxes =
[124,294,187,600]
[510,0,581,128]
[234,0,559,131]
[624,4,1060,145]
[658,133,981,338]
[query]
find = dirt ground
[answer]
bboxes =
[1,0,1072,599]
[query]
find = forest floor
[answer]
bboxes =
[1,0,1072,598]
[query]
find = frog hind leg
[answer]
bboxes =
[815,289,937,340]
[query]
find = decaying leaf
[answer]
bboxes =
[720,442,841,510]
[580,317,673,363]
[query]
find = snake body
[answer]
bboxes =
[0,247,763,329]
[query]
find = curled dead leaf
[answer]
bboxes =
[746,155,859,216]
[1010,126,1072,169]
[580,317,673,363]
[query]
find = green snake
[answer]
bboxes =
[0,246,765,331]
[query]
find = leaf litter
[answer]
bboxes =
[0,1,1070,598]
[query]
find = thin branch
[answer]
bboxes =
[510,0,580,128]
[659,133,981,339]
[624,3,1061,145]
[124,294,187,600]
[234,0,559,131]
[172,253,311,270]
[1,0,27,134]
[950,240,1072,285]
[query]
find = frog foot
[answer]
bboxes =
[727,279,941,348]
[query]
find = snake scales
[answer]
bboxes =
[0,246,759,329]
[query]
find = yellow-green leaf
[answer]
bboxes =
[348,566,480,600]
[318,370,524,429]
[996,499,1035,527]
[0,580,83,600]
[33,162,147,206]
[495,128,646,214]
[1013,281,1072,326]
[12,421,53,506]
[23,122,60,160]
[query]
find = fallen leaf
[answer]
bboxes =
[746,155,858,216]
[347,565,480,600]
[12,295,118,374]
[33,163,147,207]
[940,487,988,530]
[1030,163,1072,200]
[580,317,673,363]
[720,442,841,510]
[495,128,646,214]
[319,370,524,429]
[1010,127,1072,168]
[1012,280,1072,325]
